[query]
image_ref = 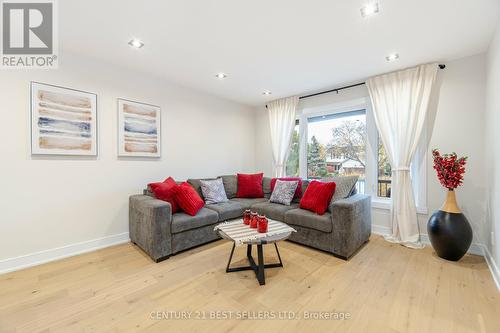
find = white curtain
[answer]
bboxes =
[267,96,299,177]
[366,64,438,248]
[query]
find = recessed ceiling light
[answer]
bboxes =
[385,53,400,62]
[128,38,144,49]
[262,91,272,96]
[360,3,379,17]
[215,73,227,79]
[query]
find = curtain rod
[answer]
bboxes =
[266,64,445,107]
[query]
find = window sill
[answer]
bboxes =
[371,198,428,215]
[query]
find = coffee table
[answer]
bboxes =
[215,219,294,286]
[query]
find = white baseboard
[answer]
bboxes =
[482,245,500,292]
[372,224,483,255]
[372,224,392,236]
[419,233,484,256]
[0,232,130,275]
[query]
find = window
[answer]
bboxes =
[306,110,366,193]
[285,120,300,177]
[287,97,427,213]
[377,135,392,198]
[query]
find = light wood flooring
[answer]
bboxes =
[0,235,498,333]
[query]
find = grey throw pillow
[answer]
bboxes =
[200,178,228,204]
[269,180,299,206]
[323,175,359,202]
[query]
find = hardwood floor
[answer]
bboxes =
[0,235,498,333]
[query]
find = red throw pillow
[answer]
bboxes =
[236,173,264,198]
[148,177,180,213]
[174,182,205,216]
[299,181,336,215]
[270,177,303,199]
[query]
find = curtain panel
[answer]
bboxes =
[366,64,438,248]
[267,96,299,177]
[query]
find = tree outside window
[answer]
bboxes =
[285,123,300,177]
[306,111,366,193]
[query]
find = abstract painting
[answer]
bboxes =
[117,99,161,157]
[31,82,97,156]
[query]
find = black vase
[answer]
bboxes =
[427,190,472,261]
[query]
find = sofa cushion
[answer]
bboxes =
[174,182,205,216]
[144,187,155,197]
[291,179,310,203]
[270,177,302,199]
[148,177,180,213]
[285,208,333,233]
[269,180,299,206]
[322,176,359,213]
[322,175,359,202]
[171,208,219,234]
[250,201,299,221]
[187,178,216,199]
[220,175,238,199]
[200,178,228,204]
[263,177,272,196]
[205,201,246,221]
[229,198,268,209]
[300,180,336,215]
[236,173,264,198]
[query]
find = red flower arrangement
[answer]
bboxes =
[432,149,467,190]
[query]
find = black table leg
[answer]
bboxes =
[257,244,265,285]
[274,243,283,267]
[225,243,236,273]
[225,242,284,286]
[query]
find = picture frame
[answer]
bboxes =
[117,98,161,157]
[31,82,98,156]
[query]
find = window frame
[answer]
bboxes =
[292,97,427,214]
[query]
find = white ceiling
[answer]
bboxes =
[61,0,500,106]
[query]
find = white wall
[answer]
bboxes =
[0,53,256,269]
[255,54,487,247]
[426,54,487,247]
[485,21,500,279]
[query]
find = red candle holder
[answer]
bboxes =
[243,210,251,225]
[250,212,258,228]
[258,215,268,233]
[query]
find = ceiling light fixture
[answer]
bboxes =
[360,3,379,17]
[385,53,400,62]
[128,38,144,49]
[215,73,227,79]
[262,91,272,96]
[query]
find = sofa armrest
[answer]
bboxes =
[129,194,172,262]
[330,194,372,259]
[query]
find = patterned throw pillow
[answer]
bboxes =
[270,177,303,199]
[200,178,229,204]
[269,180,299,206]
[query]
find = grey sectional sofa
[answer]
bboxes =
[129,175,371,262]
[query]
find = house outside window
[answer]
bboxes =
[306,110,366,194]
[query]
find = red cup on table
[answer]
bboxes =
[257,215,268,233]
[243,210,251,225]
[250,212,258,228]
